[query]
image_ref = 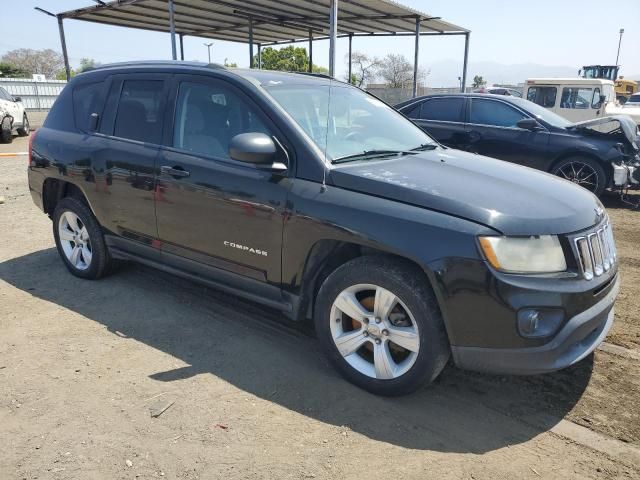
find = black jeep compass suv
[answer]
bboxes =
[28,62,619,395]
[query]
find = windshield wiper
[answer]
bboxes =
[410,143,439,152]
[332,149,416,164]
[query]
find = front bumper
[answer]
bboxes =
[450,275,619,375]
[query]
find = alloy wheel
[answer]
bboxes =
[556,161,599,193]
[58,211,93,270]
[330,283,420,380]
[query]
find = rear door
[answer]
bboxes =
[465,98,550,169]
[95,74,170,252]
[406,96,468,148]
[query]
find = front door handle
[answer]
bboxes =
[160,165,190,178]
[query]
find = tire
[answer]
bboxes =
[17,113,30,136]
[52,197,113,280]
[1,116,12,144]
[551,156,607,197]
[314,256,450,396]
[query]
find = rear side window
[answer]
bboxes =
[527,86,557,108]
[113,80,164,144]
[72,82,105,132]
[402,103,421,118]
[419,98,465,122]
[469,99,527,127]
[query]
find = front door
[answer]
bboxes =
[155,75,290,290]
[464,98,550,170]
[558,86,601,123]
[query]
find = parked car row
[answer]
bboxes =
[396,93,640,196]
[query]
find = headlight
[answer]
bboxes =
[478,235,567,273]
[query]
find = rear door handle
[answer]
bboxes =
[160,165,190,178]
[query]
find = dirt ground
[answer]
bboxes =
[1,134,640,479]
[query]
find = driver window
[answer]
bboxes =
[560,87,593,109]
[173,81,271,159]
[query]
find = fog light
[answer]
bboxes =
[517,308,564,338]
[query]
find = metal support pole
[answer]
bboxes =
[168,0,177,60]
[348,33,353,83]
[615,28,624,66]
[57,16,71,81]
[329,0,338,77]
[412,17,420,98]
[179,34,184,61]
[249,17,254,68]
[308,29,313,73]
[257,44,261,69]
[461,32,470,93]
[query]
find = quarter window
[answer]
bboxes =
[113,80,165,144]
[73,82,105,132]
[560,88,593,109]
[527,86,557,108]
[418,97,465,123]
[469,99,527,128]
[173,81,270,159]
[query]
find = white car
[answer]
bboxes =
[0,86,30,143]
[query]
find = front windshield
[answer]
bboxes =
[514,98,574,128]
[264,83,436,161]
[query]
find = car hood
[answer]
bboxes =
[329,149,604,235]
[585,113,640,146]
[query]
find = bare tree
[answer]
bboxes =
[377,53,427,89]
[0,49,65,79]
[346,51,380,88]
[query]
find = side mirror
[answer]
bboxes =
[229,132,277,165]
[600,94,607,105]
[517,118,541,131]
[13,96,22,102]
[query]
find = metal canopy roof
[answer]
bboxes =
[59,0,469,45]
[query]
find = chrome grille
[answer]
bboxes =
[574,223,616,280]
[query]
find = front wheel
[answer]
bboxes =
[551,156,607,197]
[314,256,450,396]
[0,116,12,143]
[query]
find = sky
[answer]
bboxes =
[2,0,639,86]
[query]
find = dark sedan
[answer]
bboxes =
[396,94,640,196]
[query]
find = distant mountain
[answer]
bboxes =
[425,60,578,88]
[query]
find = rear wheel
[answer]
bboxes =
[1,117,12,143]
[17,114,30,136]
[315,256,450,396]
[551,156,607,197]
[53,197,113,279]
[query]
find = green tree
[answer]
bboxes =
[79,57,100,73]
[254,46,309,72]
[0,62,29,78]
[472,75,486,88]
